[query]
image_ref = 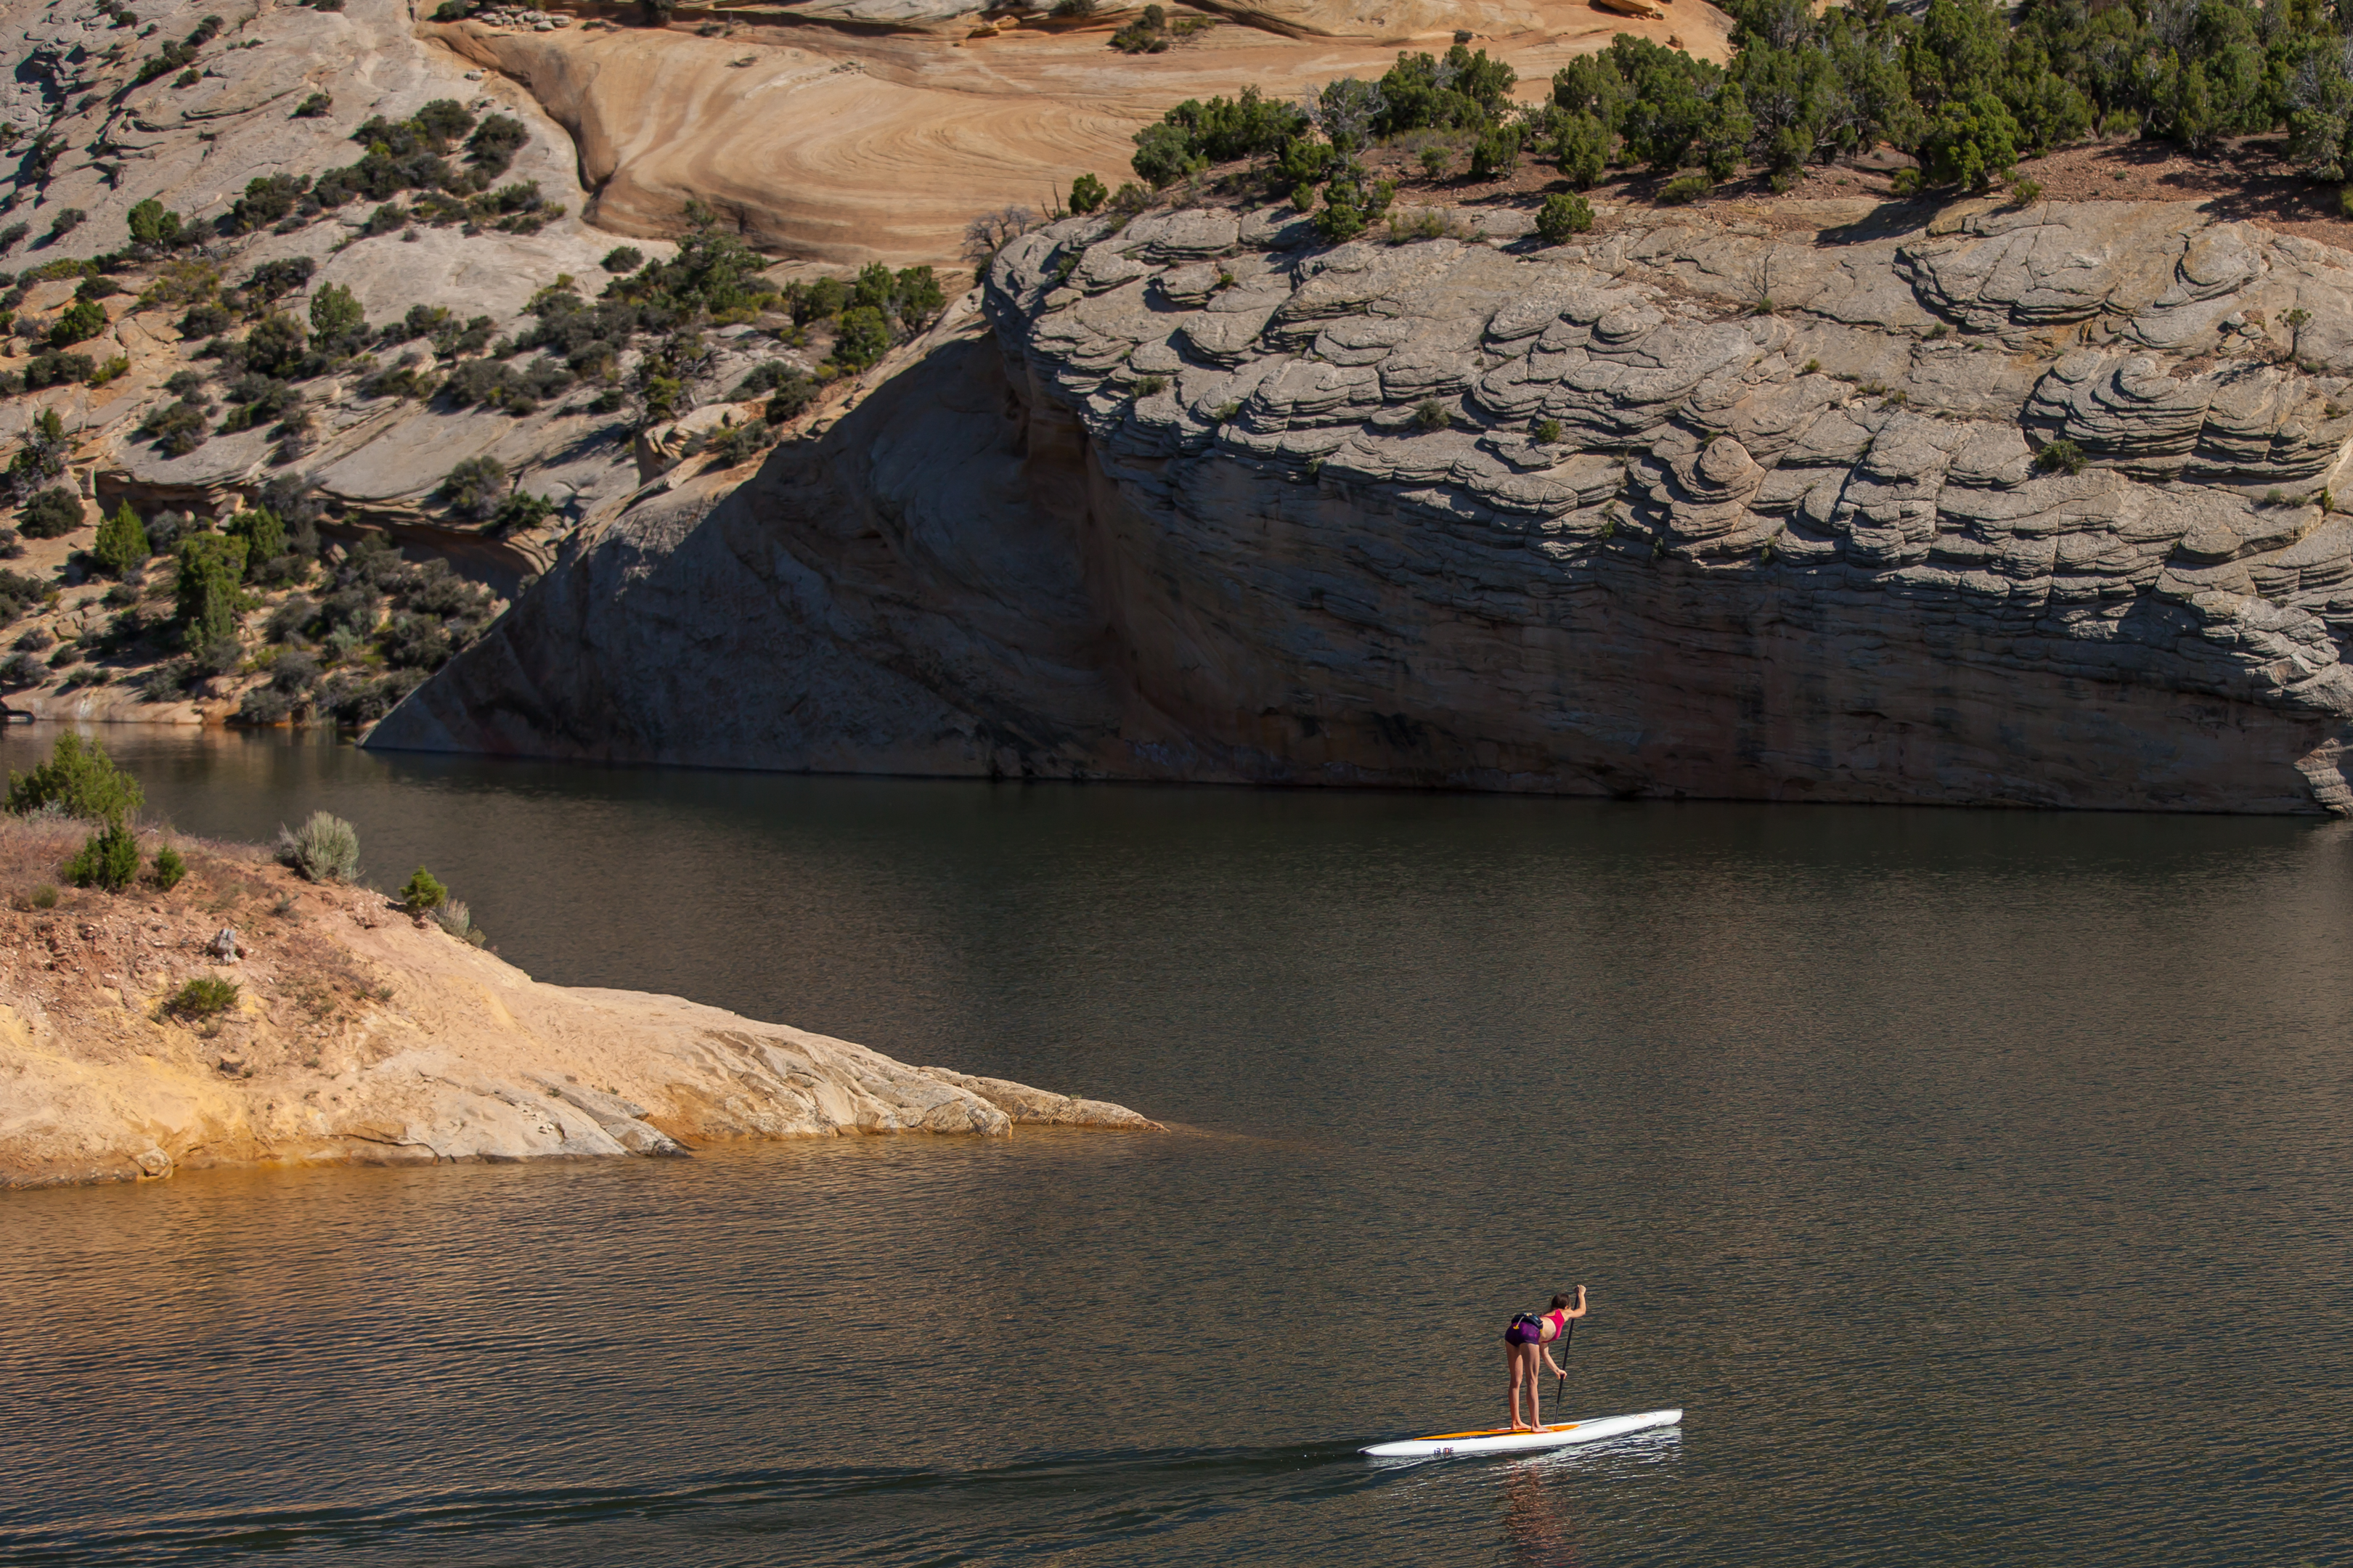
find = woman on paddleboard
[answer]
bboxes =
[1503,1287,1586,1431]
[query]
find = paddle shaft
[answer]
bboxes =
[1556,1315,1573,1410]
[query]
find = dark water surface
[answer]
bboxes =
[2,724,2350,1565]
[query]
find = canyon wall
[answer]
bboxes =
[372,198,2353,812]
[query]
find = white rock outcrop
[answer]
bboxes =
[0,822,1157,1189]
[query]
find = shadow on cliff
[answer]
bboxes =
[362,318,1162,776]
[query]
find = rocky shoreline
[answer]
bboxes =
[0,816,1157,1191]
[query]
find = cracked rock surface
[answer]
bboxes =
[378,200,2353,813]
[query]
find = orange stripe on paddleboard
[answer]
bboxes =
[1416,1423,1581,1440]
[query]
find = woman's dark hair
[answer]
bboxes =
[1549,1293,1575,1310]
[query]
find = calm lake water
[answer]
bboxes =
[2,723,2350,1565]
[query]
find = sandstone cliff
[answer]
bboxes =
[0,818,1156,1189]
[373,197,2353,812]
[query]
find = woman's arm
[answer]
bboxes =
[1542,1348,1569,1377]
[1565,1286,1589,1320]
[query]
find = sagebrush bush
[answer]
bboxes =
[168,976,240,1018]
[277,810,362,883]
[433,897,486,945]
[1413,399,1453,432]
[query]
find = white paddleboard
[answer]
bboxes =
[1361,1406,1683,1459]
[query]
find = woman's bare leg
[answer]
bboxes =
[1528,1344,1542,1429]
[1508,1344,1534,1430]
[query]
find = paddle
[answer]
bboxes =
[1556,1314,1573,1414]
[1554,1291,1579,1420]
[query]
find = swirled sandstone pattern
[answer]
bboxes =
[373,200,2353,812]
[435,1,1724,267]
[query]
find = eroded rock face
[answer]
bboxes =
[378,200,2353,812]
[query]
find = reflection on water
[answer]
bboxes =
[1,723,2350,1564]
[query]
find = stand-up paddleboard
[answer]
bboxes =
[1361,1407,1682,1459]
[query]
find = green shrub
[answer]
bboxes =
[174,534,248,659]
[19,488,83,539]
[601,245,644,274]
[49,299,106,347]
[167,976,239,1018]
[705,422,772,467]
[831,306,892,372]
[1554,110,1608,189]
[492,491,553,532]
[139,400,210,457]
[293,91,332,118]
[239,313,307,377]
[1314,193,1367,244]
[309,282,367,350]
[152,844,187,890]
[1069,172,1108,213]
[1413,399,1453,432]
[94,501,150,577]
[1657,173,1712,205]
[1130,85,1306,188]
[1109,2,1165,51]
[7,733,144,820]
[2009,176,2044,206]
[400,865,447,910]
[65,820,141,892]
[1468,125,1520,180]
[224,507,286,576]
[276,810,361,883]
[1134,374,1168,397]
[764,378,815,425]
[29,884,59,909]
[1533,417,1563,444]
[127,197,184,248]
[1536,192,1594,243]
[438,455,507,521]
[2034,438,2087,475]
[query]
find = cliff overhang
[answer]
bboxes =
[372,198,2353,814]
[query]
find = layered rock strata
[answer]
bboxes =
[0,820,1156,1190]
[375,200,2353,812]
